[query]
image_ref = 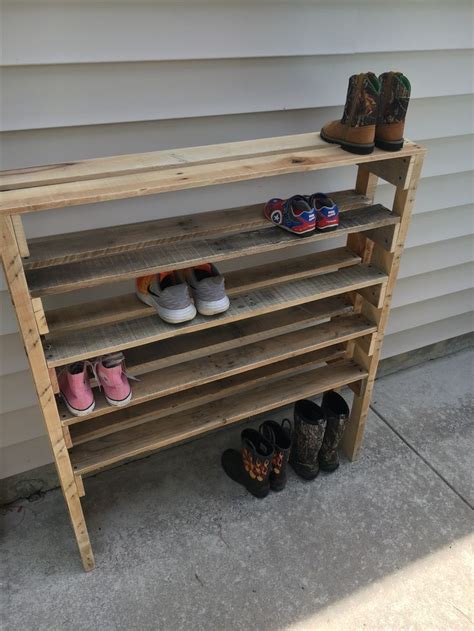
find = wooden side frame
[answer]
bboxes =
[0,215,95,571]
[342,151,426,460]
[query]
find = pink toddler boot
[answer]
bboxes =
[95,352,133,407]
[58,362,95,416]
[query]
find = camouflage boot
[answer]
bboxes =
[319,391,350,472]
[289,400,326,480]
[260,419,292,492]
[321,72,380,155]
[375,72,411,152]
[221,428,274,498]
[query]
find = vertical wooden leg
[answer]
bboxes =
[342,153,426,460]
[1,215,95,571]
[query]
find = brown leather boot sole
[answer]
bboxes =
[320,129,375,155]
[375,137,405,152]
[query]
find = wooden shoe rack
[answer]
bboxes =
[0,133,425,571]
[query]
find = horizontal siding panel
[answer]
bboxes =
[2,50,473,131]
[0,332,27,376]
[399,236,474,279]
[0,435,52,479]
[381,312,473,359]
[420,135,474,179]
[0,405,44,449]
[0,370,37,415]
[1,94,471,171]
[386,289,474,335]
[405,205,473,248]
[392,262,474,309]
[2,1,472,65]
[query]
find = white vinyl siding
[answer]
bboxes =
[1,0,473,477]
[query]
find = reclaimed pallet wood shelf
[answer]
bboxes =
[0,131,426,572]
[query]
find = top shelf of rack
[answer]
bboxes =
[0,133,424,216]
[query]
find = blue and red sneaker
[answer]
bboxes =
[264,195,315,235]
[307,193,339,232]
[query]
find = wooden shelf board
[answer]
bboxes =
[69,346,346,443]
[70,359,367,475]
[45,248,360,335]
[0,132,423,215]
[113,297,353,376]
[45,264,386,367]
[24,190,369,269]
[27,205,396,296]
[59,313,374,423]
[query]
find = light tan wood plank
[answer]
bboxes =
[366,156,415,188]
[11,214,30,257]
[123,297,352,376]
[45,264,387,367]
[31,297,49,335]
[0,136,423,215]
[59,314,374,423]
[342,151,426,460]
[0,215,94,571]
[28,205,396,296]
[68,346,347,442]
[45,250,360,334]
[24,190,369,270]
[71,360,367,475]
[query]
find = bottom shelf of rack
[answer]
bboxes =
[70,359,367,476]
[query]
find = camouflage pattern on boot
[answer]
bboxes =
[321,72,380,155]
[375,72,411,151]
[319,391,350,472]
[289,400,326,480]
[260,419,292,492]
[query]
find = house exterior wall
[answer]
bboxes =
[1,0,473,478]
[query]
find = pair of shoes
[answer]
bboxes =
[136,263,230,324]
[289,391,349,480]
[264,193,339,236]
[321,71,411,154]
[58,352,133,417]
[221,419,292,498]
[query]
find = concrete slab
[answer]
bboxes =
[1,400,472,630]
[372,348,474,507]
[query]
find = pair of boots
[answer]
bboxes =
[221,419,292,499]
[289,391,349,480]
[321,71,411,155]
[221,391,349,498]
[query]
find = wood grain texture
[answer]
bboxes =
[70,360,367,475]
[59,314,374,423]
[121,297,353,376]
[0,133,423,215]
[44,249,360,334]
[28,205,396,296]
[68,346,346,442]
[24,190,369,269]
[44,264,387,367]
[0,215,95,571]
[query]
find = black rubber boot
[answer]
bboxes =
[289,400,326,480]
[319,391,350,472]
[221,428,274,498]
[260,419,292,492]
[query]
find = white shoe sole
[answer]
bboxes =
[61,394,95,417]
[136,290,197,324]
[105,390,133,407]
[196,295,230,316]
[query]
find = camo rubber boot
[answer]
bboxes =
[375,72,411,151]
[221,428,274,498]
[319,391,350,472]
[321,72,380,155]
[260,419,292,492]
[289,400,326,480]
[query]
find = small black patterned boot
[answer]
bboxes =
[289,400,326,480]
[319,391,350,472]
[259,419,292,492]
[221,428,274,498]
